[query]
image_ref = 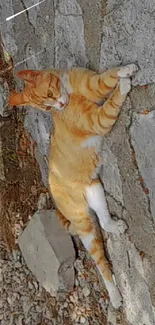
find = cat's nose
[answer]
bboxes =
[58,95,68,106]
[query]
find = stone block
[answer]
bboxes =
[18,210,76,293]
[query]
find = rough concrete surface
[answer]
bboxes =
[100,0,155,85]
[0,0,155,324]
[19,210,75,293]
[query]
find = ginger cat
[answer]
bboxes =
[9,64,138,308]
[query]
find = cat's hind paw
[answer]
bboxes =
[105,280,123,309]
[68,223,77,236]
[110,287,122,309]
[104,219,128,236]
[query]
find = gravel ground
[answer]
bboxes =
[0,234,111,325]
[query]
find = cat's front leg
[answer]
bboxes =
[86,180,127,236]
[87,64,138,137]
[90,63,138,103]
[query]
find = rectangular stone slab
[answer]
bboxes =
[19,209,75,293]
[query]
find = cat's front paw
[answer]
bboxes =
[118,63,139,78]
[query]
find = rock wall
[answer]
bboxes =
[1,0,155,324]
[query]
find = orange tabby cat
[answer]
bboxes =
[9,64,138,308]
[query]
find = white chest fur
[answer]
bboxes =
[60,72,73,94]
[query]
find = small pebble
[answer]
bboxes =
[33,281,38,290]
[71,311,78,321]
[37,193,47,210]
[50,297,56,306]
[28,281,33,290]
[79,250,85,260]
[25,317,31,324]
[35,305,42,313]
[24,268,30,276]
[18,315,24,325]
[74,259,84,272]
[46,310,52,319]
[7,297,12,305]
[69,303,74,310]
[0,314,4,320]
[13,276,21,284]
[70,295,76,303]
[12,250,20,262]
[82,287,90,297]
[80,316,87,324]
[15,262,22,268]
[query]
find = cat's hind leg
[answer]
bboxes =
[86,179,127,236]
[75,214,122,308]
[55,209,77,235]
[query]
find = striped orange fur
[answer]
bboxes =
[9,64,138,308]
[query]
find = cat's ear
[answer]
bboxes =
[9,91,29,106]
[17,70,41,87]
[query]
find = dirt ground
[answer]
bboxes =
[0,42,50,252]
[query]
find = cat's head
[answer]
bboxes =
[9,70,69,111]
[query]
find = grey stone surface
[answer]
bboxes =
[18,210,75,293]
[24,108,52,185]
[131,111,155,218]
[0,78,11,117]
[130,83,155,112]
[108,236,155,325]
[77,0,102,71]
[54,0,88,69]
[100,141,123,205]
[100,0,155,85]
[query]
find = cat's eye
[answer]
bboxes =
[47,90,53,98]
